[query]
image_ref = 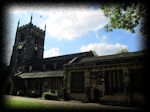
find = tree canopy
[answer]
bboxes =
[100,3,146,35]
[117,48,128,54]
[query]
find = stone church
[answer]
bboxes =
[8,16,146,106]
[9,16,94,97]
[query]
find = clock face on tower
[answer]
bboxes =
[17,41,26,49]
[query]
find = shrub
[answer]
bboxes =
[42,92,58,100]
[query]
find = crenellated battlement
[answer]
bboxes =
[18,23,45,34]
[17,15,46,35]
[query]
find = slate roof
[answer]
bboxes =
[42,51,94,70]
[44,51,94,62]
[79,50,146,63]
[64,50,146,68]
[18,71,64,79]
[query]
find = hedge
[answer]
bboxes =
[42,92,58,100]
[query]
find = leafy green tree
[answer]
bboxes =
[117,48,128,54]
[100,3,146,35]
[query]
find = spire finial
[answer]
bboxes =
[30,14,33,23]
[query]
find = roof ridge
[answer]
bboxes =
[44,51,93,60]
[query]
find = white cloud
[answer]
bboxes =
[39,7,107,40]
[80,43,128,56]
[44,48,61,58]
[8,6,107,41]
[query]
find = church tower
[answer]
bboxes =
[10,15,46,73]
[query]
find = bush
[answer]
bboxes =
[17,90,25,96]
[42,92,58,100]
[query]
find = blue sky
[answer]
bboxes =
[5,4,145,65]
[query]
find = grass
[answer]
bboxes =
[3,95,141,111]
[3,95,89,110]
[4,96,56,110]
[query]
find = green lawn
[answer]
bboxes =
[3,95,141,111]
[4,96,78,110]
[4,96,58,110]
[3,95,90,110]
[5,99,49,109]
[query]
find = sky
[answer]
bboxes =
[5,4,145,65]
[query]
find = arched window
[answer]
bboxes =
[35,36,38,44]
[20,32,25,41]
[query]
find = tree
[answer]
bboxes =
[100,2,146,35]
[117,48,128,54]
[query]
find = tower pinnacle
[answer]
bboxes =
[44,24,46,32]
[17,19,20,28]
[30,14,33,23]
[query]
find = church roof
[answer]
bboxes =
[44,51,94,62]
[42,51,94,70]
[18,71,63,79]
[64,50,146,68]
[79,50,146,63]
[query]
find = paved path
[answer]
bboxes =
[4,95,142,111]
